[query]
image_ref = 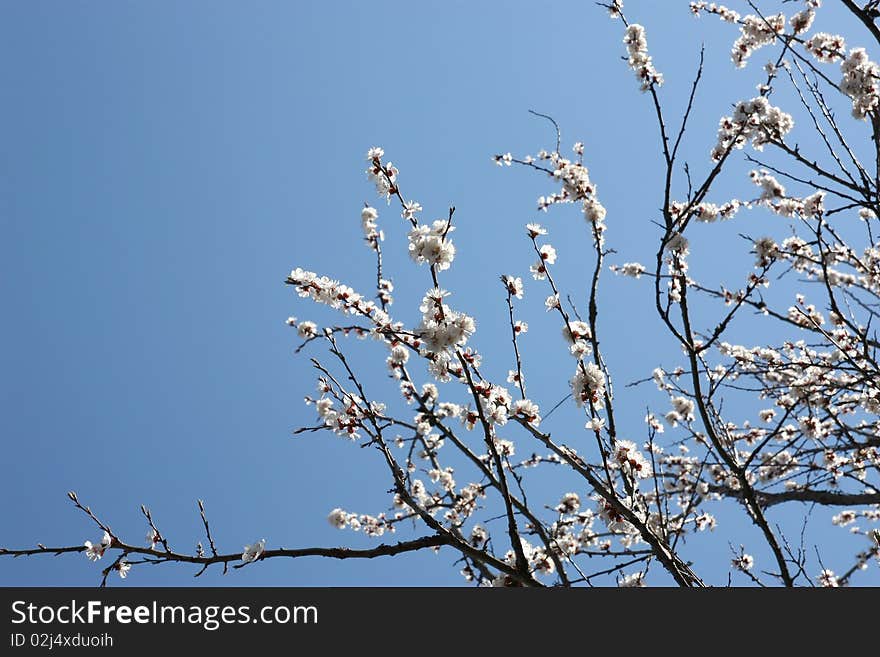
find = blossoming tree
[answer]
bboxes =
[5,0,880,587]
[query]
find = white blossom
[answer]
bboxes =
[297,321,318,339]
[712,97,794,162]
[841,48,880,119]
[571,363,606,408]
[408,220,456,271]
[623,24,664,90]
[732,553,754,572]
[328,508,349,529]
[805,32,845,63]
[241,539,266,563]
[84,531,112,562]
[611,262,646,278]
[817,569,839,587]
[618,571,646,587]
[502,275,524,299]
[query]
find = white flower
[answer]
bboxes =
[315,397,334,419]
[387,345,410,368]
[754,236,778,267]
[666,232,689,255]
[607,0,623,20]
[402,200,422,221]
[694,513,717,531]
[562,321,592,344]
[360,206,382,250]
[586,417,605,431]
[690,2,740,23]
[494,437,515,457]
[512,398,541,425]
[241,539,266,563]
[584,197,607,227]
[817,569,839,587]
[790,9,815,35]
[841,48,880,119]
[532,549,555,575]
[428,467,456,492]
[805,32,845,63]
[667,396,696,426]
[712,98,793,162]
[556,492,581,514]
[408,220,456,271]
[416,292,476,352]
[328,508,349,529]
[803,191,825,217]
[613,440,652,478]
[470,525,489,546]
[417,382,437,400]
[730,13,784,68]
[618,572,646,587]
[366,155,398,200]
[297,321,318,339]
[539,244,557,264]
[644,413,663,433]
[732,553,754,572]
[611,262,646,278]
[623,24,664,90]
[84,531,112,561]
[502,275,524,299]
[117,559,131,579]
[530,262,548,280]
[570,340,591,358]
[526,223,547,238]
[571,363,606,408]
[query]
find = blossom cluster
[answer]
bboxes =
[327,508,397,537]
[408,220,456,271]
[840,48,880,119]
[730,13,784,69]
[610,262,646,278]
[527,147,609,244]
[804,32,845,63]
[797,15,878,119]
[280,64,880,586]
[612,440,653,479]
[361,206,382,251]
[749,170,825,218]
[711,97,794,162]
[668,199,743,225]
[415,288,476,353]
[689,2,740,23]
[366,147,398,201]
[287,268,391,327]
[622,24,664,90]
[571,363,607,409]
[82,531,130,579]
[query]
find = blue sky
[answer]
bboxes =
[1,0,876,586]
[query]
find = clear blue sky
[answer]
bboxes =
[1,1,876,586]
